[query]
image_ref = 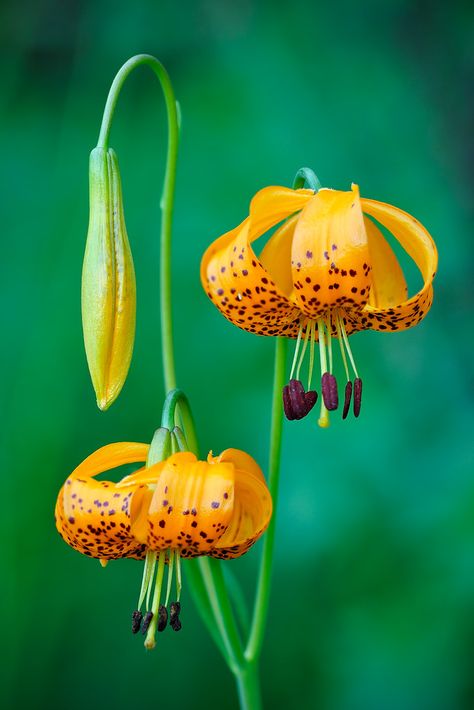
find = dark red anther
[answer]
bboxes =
[342,381,352,419]
[321,372,338,411]
[131,609,143,634]
[170,601,182,632]
[353,378,362,417]
[141,610,153,635]
[283,379,317,421]
[158,605,168,632]
[288,379,309,419]
[282,384,296,420]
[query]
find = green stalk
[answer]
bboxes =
[96,54,179,391]
[235,662,262,710]
[245,337,287,662]
[292,166,321,192]
[161,388,199,456]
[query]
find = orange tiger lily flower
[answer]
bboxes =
[55,441,272,647]
[201,184,438,426]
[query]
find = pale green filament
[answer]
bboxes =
[175,549,182,601]
[145,550,166,649]
[145,553,157,610]
[296,321,311,381]
[289,321,304,380]
[307,320,316,390]
[165,549,175,607]
[326,315,333,374]
[317,319,329,428]
[138,549,157,610]
[338,311,359,378]
[335,313,350,382]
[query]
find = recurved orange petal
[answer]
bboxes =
[365,216,407,308]
[200,187,313,337]
[354,198,438,331]
[130,452,235,558]
[248,186,313,240]
[55,442,150,561]
[259,214,299,298]
[210,449,272,559]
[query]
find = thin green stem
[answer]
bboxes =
[245,337,287,662]
[200,557,245,675]
[97,54,179,391]
[235,662,262,710]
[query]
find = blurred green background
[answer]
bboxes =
[2,0,474,708]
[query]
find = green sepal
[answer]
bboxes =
[147,427,172,467]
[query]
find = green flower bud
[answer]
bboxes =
[82,147,136,410]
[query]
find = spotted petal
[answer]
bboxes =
[130,452,235,558]
[290,185,372,320]
[354,198,438,331]
[209,449,272,559]
[55,442,149,560]
[200,187,313,337]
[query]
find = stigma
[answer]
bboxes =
[283,310,363,427]
[131,548,182,649]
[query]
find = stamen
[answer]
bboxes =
[317,319,329,428]
[325,315,334,373]
[335,314,350,382]
[144,551,166,650]
[342,381,352,419]
[289,321,304,380]
[141,611,153,635]
[145,553,157,611]
[296,321,311,382]
[165,549,175,607]
[321,372,338,410]
[283,379,317,420]
[158,605,168,632]
[353,378,363,417]
[131,609,143,634]
[170,601,182,632]
[138,549,157,610]
[282,384,296,420]
[338,312,359,379]
[175,549,182,602]
[307,320,316,390]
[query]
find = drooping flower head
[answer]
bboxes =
[201,183,438,426]
[55,437,272,648]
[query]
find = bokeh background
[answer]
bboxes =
[2,1,474,708]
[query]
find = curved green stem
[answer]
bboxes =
[245,337,287,662]
[97,54,179,391]
[293,166,322,192]
[161,388,199,455]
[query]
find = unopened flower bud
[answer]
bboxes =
[82,146,136,410]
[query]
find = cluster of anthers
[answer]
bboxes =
[282,312,362,427]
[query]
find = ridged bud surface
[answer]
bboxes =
[82,147,136,410]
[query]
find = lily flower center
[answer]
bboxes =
[283,309,363,427]
[132,547,182,649]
